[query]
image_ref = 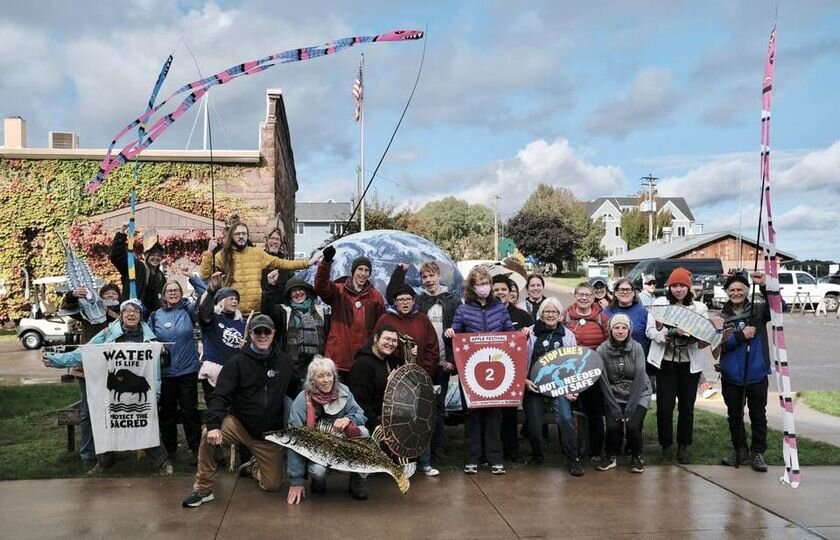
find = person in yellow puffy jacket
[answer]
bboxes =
[200,221,320,314]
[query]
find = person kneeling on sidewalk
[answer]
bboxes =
[182,315,300,508]
[287,356,370,504]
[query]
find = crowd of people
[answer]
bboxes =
[42,218,773,507]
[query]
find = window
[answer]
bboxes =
[615,246,624,255]
[295,222,305,235]
[796,273,816,285]
[778,273,793,285]
[329,223,344,235]
[677,226,686,237]
[614,226,621,237]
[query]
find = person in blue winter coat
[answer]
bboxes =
[445,266,514,475]
[151,279,202,463]
[718,271,771,472]
[42,299,173,475]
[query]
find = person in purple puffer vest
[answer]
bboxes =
[445,266,513,475]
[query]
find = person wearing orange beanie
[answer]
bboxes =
[647,267,715,465]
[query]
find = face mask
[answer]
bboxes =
[474,284,491,299]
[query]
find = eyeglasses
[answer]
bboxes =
[645,282,656,286]
[395,297,414,303]
[380,337,399,343]
[616,288,634,293]
[252,328,273,336]
[575,292,593,297]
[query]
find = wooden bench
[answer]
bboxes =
[56,400,82,452]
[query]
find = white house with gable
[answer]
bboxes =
[586,196,701,259]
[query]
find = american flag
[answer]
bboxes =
[353,60,363,122]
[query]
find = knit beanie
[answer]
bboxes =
[609,313,632,333]
[667,267,692,288]
[391,283,416,299]
[214,287,240,304]
[723,273,750,290]
[351,256,372,274]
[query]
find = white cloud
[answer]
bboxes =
[434,137,624,213]
[657,141,840,208]
[582,67,679,139]
[775,205,840,231]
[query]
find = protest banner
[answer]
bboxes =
[453,332,527,408]
[529,346,603,399]
[82,342,163,452]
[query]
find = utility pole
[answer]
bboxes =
[640,173,659,244]
[493,195,500,260]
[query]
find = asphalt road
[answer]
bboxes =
[2,293,837,390]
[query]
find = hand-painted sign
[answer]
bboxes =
[529,346,603,399]
[453,332,527,408]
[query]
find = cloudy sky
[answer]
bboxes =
[2,1,838,260]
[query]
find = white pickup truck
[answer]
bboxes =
[711,270,840,312]
[778,270,840,312]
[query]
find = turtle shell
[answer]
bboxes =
[380,364,436,458]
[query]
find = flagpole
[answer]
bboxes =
[359,53,366,232]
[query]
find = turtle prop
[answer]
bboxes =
[647,304,722,350]
[373,364,435,460]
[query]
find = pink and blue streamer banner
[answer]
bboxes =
[759,27,800,488]
[86,30,423,193]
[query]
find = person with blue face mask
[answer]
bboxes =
[445,266,513,475]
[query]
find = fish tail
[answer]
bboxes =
[403,461,417,479]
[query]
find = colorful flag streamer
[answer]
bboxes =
[759,27,800,488]
[86,30,424,193]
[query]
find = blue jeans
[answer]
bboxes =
[78,378,95,462]
[524,392,578,461]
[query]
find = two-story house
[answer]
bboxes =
[586,196,700,259]
[293,200,352,258]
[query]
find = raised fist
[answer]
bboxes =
[322,245,336,263]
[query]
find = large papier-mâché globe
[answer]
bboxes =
[297,230,464,299]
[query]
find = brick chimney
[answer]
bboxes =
[3,116,26,148]
[260,89,298,255]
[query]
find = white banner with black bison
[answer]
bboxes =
[82,342,164,452]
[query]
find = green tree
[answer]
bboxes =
[416,197,494,260]
[621,208,673,250]
[507,183,603,268]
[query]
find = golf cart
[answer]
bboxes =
[15,271,80,350]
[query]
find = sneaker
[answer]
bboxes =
[751,452,769,473]
[630,455,645,473]
[589,455,602,464]
[463,464,478,474]
[238,457,256,478]
[348,473,369,500]
[159,460,174,476]
[311,475,327,494]
[597,456,617,471]
[569,460,584,477]
[86,463,103,476]
[421,465,440,477]
[182,490,214,508]
[491,464,506,475]
[677,445,691,465]
[721,447,751,467]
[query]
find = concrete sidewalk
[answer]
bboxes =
[1,464,835,539]
[695,392,840,448]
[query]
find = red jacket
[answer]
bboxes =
[374,309,439,377]
[314,260,385,372]
[564,303,609,348]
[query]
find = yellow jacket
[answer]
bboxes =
[200,247,309,314]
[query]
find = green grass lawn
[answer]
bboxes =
[545,275,586,291]
[0,329,18,343]
[800,391,840,417]
[2,385,838,480]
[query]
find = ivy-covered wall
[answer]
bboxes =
[0,157,264,324]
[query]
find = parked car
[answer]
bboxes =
[710,271,764,309]
[626,258,724,306]
[778,270,840,312]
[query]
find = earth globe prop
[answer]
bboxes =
[296,230,465,300]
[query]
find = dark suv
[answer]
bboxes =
[626,258,724,306]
